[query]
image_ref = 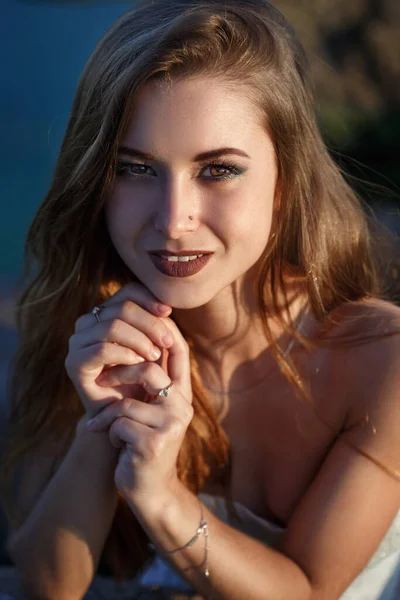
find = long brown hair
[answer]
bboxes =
[1,0,397,579]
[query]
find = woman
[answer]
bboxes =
[2,1,399,598]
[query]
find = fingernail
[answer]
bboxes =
[156,304,171,314]
[86,418,97,430]
[150,347,161,360]
[162,332,173,347]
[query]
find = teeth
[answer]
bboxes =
[161,254,204,262]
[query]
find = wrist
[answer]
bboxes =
[76,413,97,436]
[74,414,120,462]
[129,480,208,569]
[128,475,186,524]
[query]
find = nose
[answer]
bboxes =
[153,175,199,239]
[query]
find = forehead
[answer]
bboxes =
[122,77,272,159]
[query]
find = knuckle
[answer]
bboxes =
[120,299,135,318]
[96,342,108,360]
[162,324,171,338]
[108,319,122,338]
[115,416,127,428]
[147,432,164,458]
[137,362,154,378]
[148,315,161,331]
[109,420,118,435]
[120,398,133,413]
[166,416,185,439]
[110,417,124,439]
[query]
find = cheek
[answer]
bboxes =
[212,187,274,246]
[105,186,146,242]
[104,203,125,248]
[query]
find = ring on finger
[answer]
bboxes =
[91,304,104,324]
[156,382,174,398]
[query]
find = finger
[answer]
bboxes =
[105,283,172,315]
[70,318,163,363]
[160,318,192,400]
[109,417,151,451]
[75,283,172,332]
[98,361,171,396]
[75,302,174,353]
[86,397,164,432]
[66,342,141,376]
[142,347,169,404]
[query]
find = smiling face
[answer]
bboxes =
[105,76,279,309]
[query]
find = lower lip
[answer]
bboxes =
[149,254,213,277]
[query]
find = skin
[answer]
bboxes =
[96,77,399,598]
[11,76,400,599]
[105,76,295,390]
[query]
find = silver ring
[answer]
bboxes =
[91,306,102,324]
[157,382,174,397]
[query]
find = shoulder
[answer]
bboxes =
[306,297,400,452]
[316,297,400,394]
[328,297,400,479]
[322,296,400,343]
[328,297,400,388]
[279,300,400,596]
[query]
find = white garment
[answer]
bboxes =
[139,493,400,599]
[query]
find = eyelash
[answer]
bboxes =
[115,159,244,183]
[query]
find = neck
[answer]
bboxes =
[172,268,308,391]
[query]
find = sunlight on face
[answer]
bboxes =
[106,77,279,309]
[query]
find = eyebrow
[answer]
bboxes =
[117,146,251,162]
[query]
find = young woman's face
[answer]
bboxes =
[106,77,279,309]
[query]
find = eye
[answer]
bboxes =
[201,161,244,182]
[115,161,156,178]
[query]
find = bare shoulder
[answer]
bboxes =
[279,299,400,597]
[307,297,400,424]
[329,297,400,479]
[324,296,400,342]
[330,296,400,388]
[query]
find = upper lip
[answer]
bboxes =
[149,250,213,256]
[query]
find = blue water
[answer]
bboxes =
[0,0,134,283]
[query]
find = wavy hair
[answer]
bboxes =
[1,0,396,579]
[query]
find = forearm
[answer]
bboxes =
[8,417,119,600]
[130,481,312,600]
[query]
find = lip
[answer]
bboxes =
[149,253,213,277]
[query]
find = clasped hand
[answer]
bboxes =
[65,283,194,505]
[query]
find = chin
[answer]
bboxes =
[148,282,217,310]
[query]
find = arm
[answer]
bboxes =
[90,315,400,600]
[8,417,119,600]
[132,419,399,600]
[8,284,174,599]
[133,481,312,600]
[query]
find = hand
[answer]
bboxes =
[65,283,173,418]
[85,318,193,507]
